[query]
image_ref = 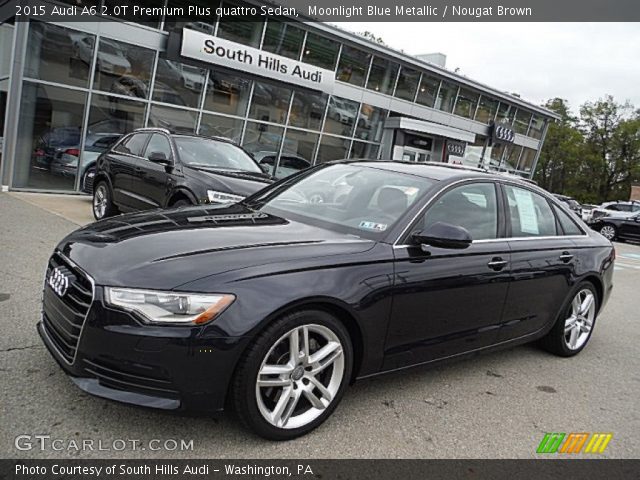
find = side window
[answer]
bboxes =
[421,183,499,240]
[114,133,149,156]
[504,185,557,237]
[553,204,583,235]
[144,134,172,161]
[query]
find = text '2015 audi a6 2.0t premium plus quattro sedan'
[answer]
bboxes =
[39,161,615,440]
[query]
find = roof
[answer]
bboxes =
[133,128,237,144]
[248,1,559,121]
[335,159,525,183]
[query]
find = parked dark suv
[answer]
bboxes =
[92,128,272,220]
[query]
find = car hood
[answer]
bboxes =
[183,166,272,197]
[58,204,375,290]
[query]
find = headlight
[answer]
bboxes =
[207,190,245,204]
[105,287,235,325]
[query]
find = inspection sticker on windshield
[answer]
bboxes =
[359,221,388,231]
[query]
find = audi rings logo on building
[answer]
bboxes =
[447,142,466,156]
[47,268,69,297]
[494,125,516,143]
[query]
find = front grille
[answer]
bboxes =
[42,252,94,364]
[82,358,179,398]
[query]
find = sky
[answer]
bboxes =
[338,22,640,113]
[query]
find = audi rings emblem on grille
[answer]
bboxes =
[48,267,69,297]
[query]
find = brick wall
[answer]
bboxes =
[631,186,640,201]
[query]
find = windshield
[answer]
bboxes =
[175,137,262,173]
[248,164,436,238]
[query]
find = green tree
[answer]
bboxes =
[535,96,640,204]
[534,98,586,196]
[579,95,640,202]
[357,31,387,46]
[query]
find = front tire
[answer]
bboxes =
[539,282,599,357]
[599,224,617,241]
[171,199,192,208]
[92,181,118,220]
[232,310,353,440]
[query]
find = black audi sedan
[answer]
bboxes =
[590,211,640,242]
[39,161,614,440]
[91,128,272,220]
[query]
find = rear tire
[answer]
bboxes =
[92,181,118,220]
[232,310,353,440]
[539,282,599,357]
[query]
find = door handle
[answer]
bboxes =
[487,257,508,271]
[559,252,574,263]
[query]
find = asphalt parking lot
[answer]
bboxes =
[1,192,639,459]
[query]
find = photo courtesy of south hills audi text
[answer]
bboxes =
[13,463,314,477]
[0,0,639,478]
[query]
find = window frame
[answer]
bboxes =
[498,181,587,239]
[396,179,506,246]
[113,132,151,158]
[143,132,174,163]
[552,203,585,236]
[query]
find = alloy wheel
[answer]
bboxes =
[599,225,616,240]
[93,184,108,219]
[255,324,344,429]
[564,289,596,350]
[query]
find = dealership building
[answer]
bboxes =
[0,0,559,193]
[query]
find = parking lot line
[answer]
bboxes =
[615,262,640,269]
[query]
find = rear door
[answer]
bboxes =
[107,133,150,208]
[498,183,579,341]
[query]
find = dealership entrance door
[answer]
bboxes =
[381,116,476,164]
[401,147,431,163]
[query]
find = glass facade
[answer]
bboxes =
[1,12,551,191]
[367,56,399,95]
[394,67,420,102]
[475,96,499,124]
[336,46,371,87]
[416,74,440,108]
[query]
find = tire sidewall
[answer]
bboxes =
[599,224,617,241]
[554,282,599,356]
[236,310,353,440]
[92,181,112,220]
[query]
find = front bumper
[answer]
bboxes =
[38,288,250,414]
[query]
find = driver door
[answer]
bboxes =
[129,133,175,210]
[384,181,511,370]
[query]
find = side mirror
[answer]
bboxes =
[149,151,172,166]
[411,222,473,250]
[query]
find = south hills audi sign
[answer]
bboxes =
[180,28,335,93]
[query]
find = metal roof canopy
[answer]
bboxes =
[384,117,477,143]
